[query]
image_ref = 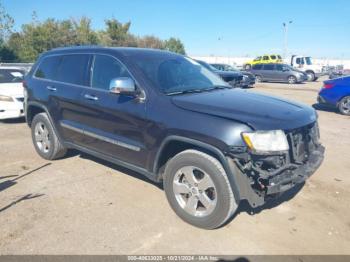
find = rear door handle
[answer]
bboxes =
[84,94,99,101]
[46,86,57,91]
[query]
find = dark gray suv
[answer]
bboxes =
[24,47,324,229]
[250,63,307,84]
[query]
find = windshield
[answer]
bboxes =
[0,69,25,83]
[133,55,229,95]
[305,57,312,65]
[196,60,218,72]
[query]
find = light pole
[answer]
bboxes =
[283,21,293,58]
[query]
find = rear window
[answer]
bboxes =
[35,54,90,86]
[277,55,282,59]
[0,69,25,83]
[263,64,274,70]
[35,56,61,80]
[263,56,269,60]
[252,64,263,70]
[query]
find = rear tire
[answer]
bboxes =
[31,113,67,160]
[255,75,263,83]
[244,64,251,70]
[338,96,350,115]
[306,71,315,81]
[163,149,238,229]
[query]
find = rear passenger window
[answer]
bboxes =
[270,55,276,60]
[91,55,131,90]
[55,55,90,85]
[263,56,269,60]
[263,64,274,70]
[35,56,61,79]
[252,64,263,70]
[276,64,283,71]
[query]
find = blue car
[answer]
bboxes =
[318,76,350,115]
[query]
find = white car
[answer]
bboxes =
[0,68,26,120]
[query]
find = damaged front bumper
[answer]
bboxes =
[227,122,325,208]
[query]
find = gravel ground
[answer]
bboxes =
[0,77,349,255]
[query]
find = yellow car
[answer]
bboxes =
[244,54,283,70]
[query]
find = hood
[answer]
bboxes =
[0,83,24,97]
[171,89,316,130]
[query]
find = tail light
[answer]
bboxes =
[323,83,335,89]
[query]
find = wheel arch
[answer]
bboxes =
[153,135,241,201]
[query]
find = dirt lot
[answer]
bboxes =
[0,77,349,255]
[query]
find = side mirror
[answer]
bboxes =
[109,77,137,95]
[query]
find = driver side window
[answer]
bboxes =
[91,55,131,90]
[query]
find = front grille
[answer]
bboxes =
[286,122,320,164]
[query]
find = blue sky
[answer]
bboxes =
[3,0,350,58]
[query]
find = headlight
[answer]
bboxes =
[0,95,14,102]
[242,130,289,152]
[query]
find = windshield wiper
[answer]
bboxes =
[166,85,230,96]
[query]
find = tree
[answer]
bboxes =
[103,18,131,46]
[71,16,98,45]
[0,1,14,41]
[164,37,186,55]
[137,35,164,49]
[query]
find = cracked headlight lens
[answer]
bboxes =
[242,130,289,152]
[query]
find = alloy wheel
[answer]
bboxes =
[34,121,51,153]
[173,166,217,217]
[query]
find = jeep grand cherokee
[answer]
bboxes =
[24,47,325,229]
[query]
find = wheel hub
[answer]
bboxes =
[173,166,217,217]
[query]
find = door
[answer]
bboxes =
[261,64,275,81]
[275,64,288,81]
[33,54,92,145]
[79,54,148,168]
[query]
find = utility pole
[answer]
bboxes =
[283,21,293,58]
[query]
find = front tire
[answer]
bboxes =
[163,149,238,229]
[338,96,350,115]
[244,64,251,70]
[31,113,67,160]
[288,75,297,84]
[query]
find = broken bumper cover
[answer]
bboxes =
[265,145,325,195]
[227,144,325,208]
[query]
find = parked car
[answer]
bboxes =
[24,47,324,229]
[0,67,26,120]
[249,63,307,84]
[244,54,283,70]
[211,63,256,88]
[329,69,350,79]
[318,76,350,115]
[195,60,244,88]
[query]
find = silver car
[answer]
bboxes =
[249,63,307,84]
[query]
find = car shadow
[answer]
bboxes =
[312,103,338,113]
[78,153,163,190]
[224,182,305,226]
[0,117,26,124]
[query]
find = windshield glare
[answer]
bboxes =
[305,57,312,65]
[134,55,229,94]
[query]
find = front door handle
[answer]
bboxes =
[46,86,57,91]
[84,94,99,101]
